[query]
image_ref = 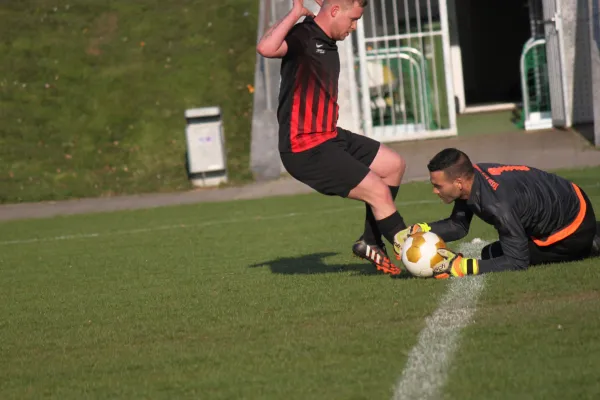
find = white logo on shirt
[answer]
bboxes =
[316,42,325,54]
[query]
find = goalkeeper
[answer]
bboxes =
[394,148,600,279]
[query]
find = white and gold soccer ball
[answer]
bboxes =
[401,231,446,278]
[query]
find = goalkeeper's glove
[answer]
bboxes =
[432,248,479,279]
[393,223,431,259]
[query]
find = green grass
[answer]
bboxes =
[1,167,600,399]
[457,110,522,137]
[444,269,600,400]
[0,1,258,203]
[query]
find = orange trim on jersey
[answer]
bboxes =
[488,165,530,175]
[474,164,499,191]
[532,183,586,247]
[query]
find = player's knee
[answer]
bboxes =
[387,152,406,180]
[395,154,406,175]
[351,172,394,207]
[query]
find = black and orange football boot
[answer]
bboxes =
[352,236,402,275]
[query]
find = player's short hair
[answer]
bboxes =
[427,148,474,179]
[326,0,368,8]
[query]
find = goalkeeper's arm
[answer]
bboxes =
[427,199,474,242]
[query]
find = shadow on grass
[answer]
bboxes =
[249,251,412,279]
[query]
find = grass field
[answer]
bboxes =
[0,1,257,203]
[457,110,520,137]
[1,167,600,399]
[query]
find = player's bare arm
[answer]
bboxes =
[256,0,321,59]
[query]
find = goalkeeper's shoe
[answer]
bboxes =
[352,237,401,275]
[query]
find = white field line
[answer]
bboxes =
[0,199,438,246]
[2,183,599,247]
[392,240,489,400]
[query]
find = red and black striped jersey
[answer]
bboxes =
[277,17,340,153]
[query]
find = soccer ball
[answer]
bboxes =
[401,232,446,278]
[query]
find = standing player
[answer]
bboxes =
[257,0,409,275]
[395,148,600,278]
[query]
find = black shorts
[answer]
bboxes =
[482,189,598,265]
[280,128,381,197]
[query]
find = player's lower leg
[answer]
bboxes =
[376,211,408,253]
[354,186,401,274]
[361,185,399,246]
[360,144,405,246]
[348,172,407,274]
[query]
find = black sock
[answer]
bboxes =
[362,185,401,245]
[389,185,399,200]
[376,212,407,244]
[363,205,381,245]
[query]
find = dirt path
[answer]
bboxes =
[1,129,598,222]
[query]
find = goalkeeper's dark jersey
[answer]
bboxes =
[428,163,585,272]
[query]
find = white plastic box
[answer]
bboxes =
[184,107,228,187]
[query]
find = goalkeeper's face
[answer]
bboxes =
[430,171,463,204]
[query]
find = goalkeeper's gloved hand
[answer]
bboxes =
[393,223,431,259]
[432,248,479,279]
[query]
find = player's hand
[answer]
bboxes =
[432,248,479,279]
[393,223,431,259]
[292,0,316,19]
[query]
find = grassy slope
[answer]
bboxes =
[0,1,257,203]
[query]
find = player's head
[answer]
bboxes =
[427,148,475,203]
[319,0,367,41]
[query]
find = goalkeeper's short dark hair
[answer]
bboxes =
[427,148,474,179]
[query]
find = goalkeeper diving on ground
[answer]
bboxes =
[395,148,600,279]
